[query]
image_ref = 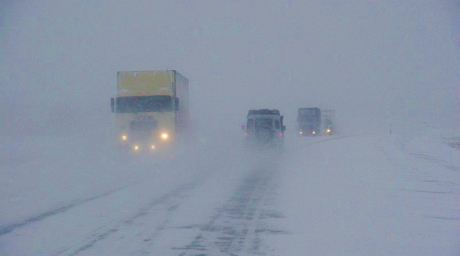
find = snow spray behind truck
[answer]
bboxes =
[322,109,336,135]
[111,70,189,152]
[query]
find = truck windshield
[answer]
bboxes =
[299,109,316,115]
[299,117,315,122]
[116,96,172,113]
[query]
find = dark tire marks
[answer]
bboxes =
[0,186,129,237]
[177,168,277,255]
[62,182,197,256]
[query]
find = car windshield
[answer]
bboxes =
[116,96,172,113]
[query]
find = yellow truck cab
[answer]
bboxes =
[111,70,189,152]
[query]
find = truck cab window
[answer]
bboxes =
[116,96,172,113]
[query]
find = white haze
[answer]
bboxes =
[2,1,460,255]
[1,0,459,137]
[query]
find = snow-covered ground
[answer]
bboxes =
[1,129,459,255]
[271,132,460,255]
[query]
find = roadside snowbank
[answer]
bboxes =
[268,131,460,255]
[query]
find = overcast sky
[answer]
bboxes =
[1,0,459,136]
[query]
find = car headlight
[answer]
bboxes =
[121,135,127,141]
[134,145,139,151]
[161,132,169,140]
[312,130,316,135]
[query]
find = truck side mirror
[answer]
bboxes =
[282,126,286,132]
[175,98,179,111]
[111,98,115,113]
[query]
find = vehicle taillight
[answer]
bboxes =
[278,131,284,137]
[245,132,250,136]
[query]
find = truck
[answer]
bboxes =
[111,70,189,152]
[244,109,286,148]
[297,108,321,136]
[322,109,336,135]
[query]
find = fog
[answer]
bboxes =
[2,2,460,254]
[1,0,459,137]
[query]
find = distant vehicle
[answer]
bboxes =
[297,108,321,136]
[111,70,189,152]
[322,109,336,135]
[244,109,286,147]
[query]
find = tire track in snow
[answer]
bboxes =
[62,181,197,256]
[177,168,276,255]
[0,185,131,237]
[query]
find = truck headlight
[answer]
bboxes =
[161,132,169,140]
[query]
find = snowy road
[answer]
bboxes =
[1,131,460,255]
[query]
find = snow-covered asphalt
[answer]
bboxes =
[1,131,459,255]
